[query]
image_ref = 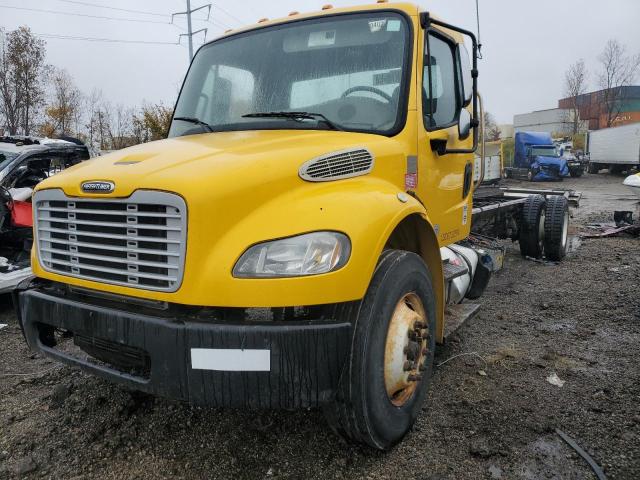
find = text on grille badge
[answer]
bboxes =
[81,181,115,193]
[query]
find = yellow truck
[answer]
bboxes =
[14,2,571,450]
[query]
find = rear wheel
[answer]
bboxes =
[519,195,546,258]
[587,163,599,174]
[324,250,436,450]
[544,196,569,261]
[610,164,624,175]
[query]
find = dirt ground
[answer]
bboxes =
[1,172,639,480]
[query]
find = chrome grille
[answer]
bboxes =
[34,189,187,292]
[299,148,374,182]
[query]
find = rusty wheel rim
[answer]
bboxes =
[384,292,429,407]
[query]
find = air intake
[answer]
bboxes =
[299,148,374,182]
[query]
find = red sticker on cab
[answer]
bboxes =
[405,173,417,189]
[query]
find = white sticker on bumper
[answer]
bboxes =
[190,348,271,372]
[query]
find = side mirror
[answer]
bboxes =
[421,12,479,155]
[457,45,473,107]
[458,109,471,140]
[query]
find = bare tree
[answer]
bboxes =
[95,102,112,151]
[597,39,640,128]
[563,59,588,135]
[483,111,502,142]
[42,68,82,136]
[0,31,21,134]
[84,88,104,149]
[0,27,47,135]
[107,104,134,150]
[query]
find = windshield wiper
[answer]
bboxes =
[173,116,215,132]
[242,111,343,131]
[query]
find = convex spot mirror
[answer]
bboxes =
[458,108,471,140]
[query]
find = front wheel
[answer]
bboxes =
[324,250,436,450]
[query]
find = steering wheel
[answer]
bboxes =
[341,86,392,103]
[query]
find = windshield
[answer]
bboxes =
[0,150,19,171]
[530,146,558,157]
[169,12,410,137]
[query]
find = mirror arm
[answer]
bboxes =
[421,12,479,155]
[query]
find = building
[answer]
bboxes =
[513,108,582,135]
[497,124,514,139]
[558,85,640,130]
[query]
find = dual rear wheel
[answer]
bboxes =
[519,194,569,261]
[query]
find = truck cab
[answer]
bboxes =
[507,131,569,181]
[15,2,482,450]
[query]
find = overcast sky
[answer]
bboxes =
[1,0,639,124]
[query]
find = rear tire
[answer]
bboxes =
[324,250,436,451]
[610,165,624,175]
[519,195,546,258]
[544,196,569,261]
[587,163,599,174]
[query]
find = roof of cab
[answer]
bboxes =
[212,2,420,42]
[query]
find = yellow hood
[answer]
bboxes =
[37,130,403,199]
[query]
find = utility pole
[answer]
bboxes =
[172,1,211,61]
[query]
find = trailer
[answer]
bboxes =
[587,123,640,174]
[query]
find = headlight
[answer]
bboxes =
[233,231,351,278]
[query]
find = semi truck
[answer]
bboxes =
[504,131,571,181]
[587,122,640,174]
[13,2,571,450]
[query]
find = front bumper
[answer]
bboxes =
[16,284,352,408]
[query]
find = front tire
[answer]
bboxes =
[324,250,436,450]
[527,169,535,182]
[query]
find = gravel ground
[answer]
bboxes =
[1,172,639,479]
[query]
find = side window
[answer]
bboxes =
[423,32,459,129]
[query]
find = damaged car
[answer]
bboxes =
[0,136,90,293]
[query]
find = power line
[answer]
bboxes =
[204,18,230,30]
[0,4,171,25]
[36,33,179,45]
[55,0,169,18]
[212,4,247,25]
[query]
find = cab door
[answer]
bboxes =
[415,27,475,246]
